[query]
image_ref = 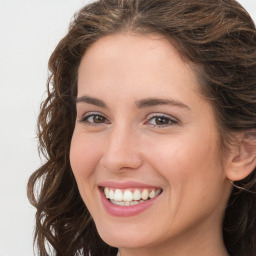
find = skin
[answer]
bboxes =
[70,33,232,256]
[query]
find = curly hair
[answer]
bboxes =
[27,0,256,255]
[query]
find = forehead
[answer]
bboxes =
[77,32,199,96]
[81,32,179,63]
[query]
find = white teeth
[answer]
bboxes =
[124,201,130,206]
[141,189,149,200]
[110,199,146,206]
[103,187,162,204]
[123,190,133,201]
[114,189,123,201]
[149,190,156,199]
[104,187,109,198]
[133,189,141,201]
[109,189,115,200]
[111,200,125,206]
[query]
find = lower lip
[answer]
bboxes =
[99,189,161,217]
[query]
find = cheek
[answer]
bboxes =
[145,133,227,228]
[69,130,105,211]
[145,130,223,191]
[69,130,103,179]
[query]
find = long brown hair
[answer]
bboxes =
[27,0,256,255]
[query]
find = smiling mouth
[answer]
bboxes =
[101,187,162,206]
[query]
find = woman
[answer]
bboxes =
[27,0,256,255]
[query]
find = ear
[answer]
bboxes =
[225,130,256,181]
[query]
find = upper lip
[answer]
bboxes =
[98,181,162,190]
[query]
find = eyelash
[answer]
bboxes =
[79,112,179,128]
[79,112,110,126]
[145,114,179,127]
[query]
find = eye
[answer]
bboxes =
[87,115,106,123]
[79,113,110,125]
[146,114,179,127]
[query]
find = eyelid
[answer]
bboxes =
[78,111,110,124]
[145,113,180,127]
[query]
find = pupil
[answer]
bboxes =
[156,117,168,125]
[94,115,104,123]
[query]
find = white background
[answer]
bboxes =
[0,1,255,255]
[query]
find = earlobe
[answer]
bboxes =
[226,131,256,181]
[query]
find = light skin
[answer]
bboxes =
[70,33,240,256]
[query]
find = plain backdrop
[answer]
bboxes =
[0,1,255,255]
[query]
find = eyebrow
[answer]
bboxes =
[76,95,190,110]
[135,98,191,110]
[76,95,107,108]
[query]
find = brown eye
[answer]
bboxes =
[155,116,170,125]
[80,113,109,125]
[93,115,106,123]
[146,114,179,127]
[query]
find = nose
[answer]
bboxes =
[100,125,143,173]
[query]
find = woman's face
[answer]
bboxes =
[70,33,231,252]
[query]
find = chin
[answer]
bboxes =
[96,223,154,249]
